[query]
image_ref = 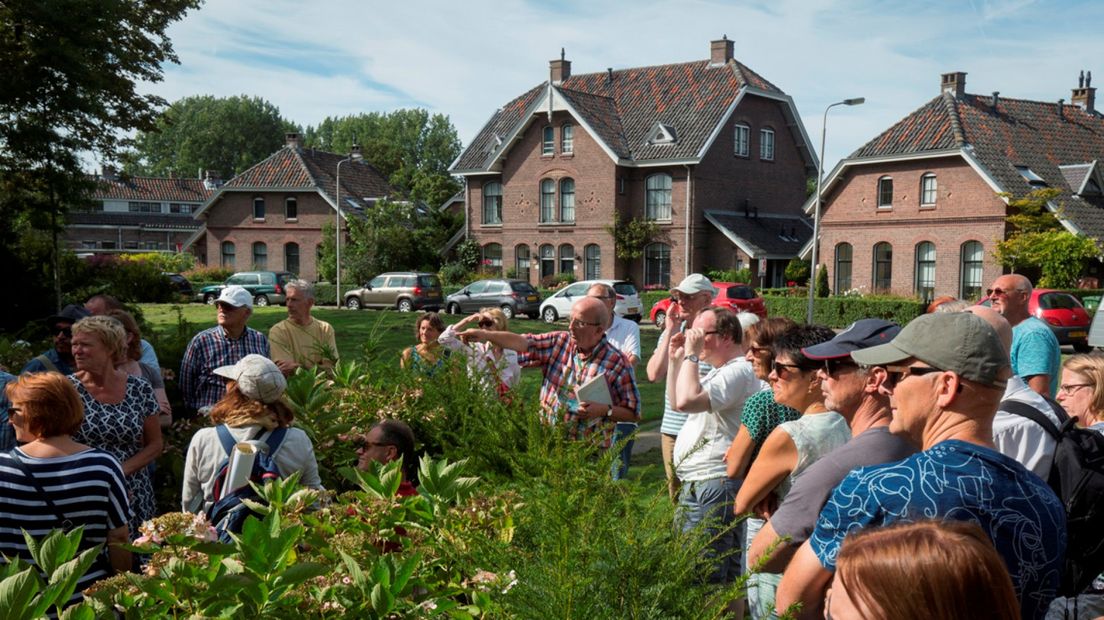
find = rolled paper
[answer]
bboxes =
[223,442,257,494]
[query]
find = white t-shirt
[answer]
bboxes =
[992,374,1063,479]
[674,357,759,482]
[605,316,641,363]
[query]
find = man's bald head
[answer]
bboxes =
[573,296,609,326]
[964,305,1012,358]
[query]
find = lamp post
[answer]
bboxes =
[807,97,865,324]
[335,144,362,307]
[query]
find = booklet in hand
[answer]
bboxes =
[575,372,613,406]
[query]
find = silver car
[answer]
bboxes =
[539,279,642,323]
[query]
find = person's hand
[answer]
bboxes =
[668,331,686,360]
[576,401,610,421]
[753,493,779,520]
[457,328,487,343]
[664,301,683,333]
[274,359,299,376]
[684,328,705,357]
[457,313,483,329]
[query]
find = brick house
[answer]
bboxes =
[450,38,818,289]
[190,134,392,280]
[809,71,1104,301]
[67,169,215,255]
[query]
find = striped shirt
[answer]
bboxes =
[180,325,270,411]
[0,448,130,605]
[656,326,713,436]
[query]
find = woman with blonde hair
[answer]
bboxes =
[826,520,1020,620]
[68,315,162,537]
[182,355,322,513]
[107,309,172,427]
[438,308,520,394]
[1057,353,1104,433]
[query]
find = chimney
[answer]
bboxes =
[101,165,117,182]
[710,35,734,66]
[203,170,222,190]
[1072,70,1096,113]
[285,132,302,149]
[991,91,1000,111]
[607,68,613,84]
[350,143,363,161]
[1058,98,1065,119]
[941,72,967,98]
[550,48,570,84]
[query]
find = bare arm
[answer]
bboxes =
[647,306,683,381]
[665,331,685,411]
[673,328,712,412]
[776,541,833,620]
[457,328,530,353]
[748,519,798,573]
[400,347,412,369]
[107,525,132,574]
[121,415,163,477]
[733,427,797,515]
[1026,374,1050,397]
[724,425,757,479]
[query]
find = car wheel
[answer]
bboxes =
[542,307,558,323]
[448,302,461,315]
[501,305,515,320]
[345,297,361,310]
[204,293,217,305]
[254,295,269,307]
[653,310,666,329]
[397,299,414,312]
[1074,340,1093,353]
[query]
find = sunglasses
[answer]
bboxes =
[884,364,943,386]
[771,360,804,377]
[985,287,1020,298]
[54,327,72,337]
[748,345,771,356]
[822,358,857,377]
[478,318,495,328]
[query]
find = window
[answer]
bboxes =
[734,123,750,157]
[835,243,852,293]
[253,197,265,219]
[644,243,671,288]
[646,173,672,221]
[128,201,160,213]
[920,174,937,206]
[960,241,984,300]
[877,177,893,208]
[539,244,555,280]
[284,242,299,275]
[252,242,267,270]
[169,203,193,214]
[540,179,555,223]
[221,241,236,268]
[915,242,936,302]
[482,243,502,275]
[760,128,774,160]
[584,244,601,280]
[561,124,574,154]
[124,240,139,250]
[285,197,298,220]
[515,244,530,282]
[81,240,96,249]
[482,182,502,225]
[559,244,574,274]
[559,178,575,223]
[873,242,892,292]
[542,126,554,156]
[618,177,625,195]
[100,241,116,250]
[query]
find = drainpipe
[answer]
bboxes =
[684,164,693,278]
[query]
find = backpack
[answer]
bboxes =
[206,425,288,543]
[1001,398,1104,596]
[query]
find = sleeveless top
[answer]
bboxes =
[775,411,851,499]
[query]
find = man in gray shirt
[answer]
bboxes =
[746,319,916,573]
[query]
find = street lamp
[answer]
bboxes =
[807,97,865,324]
[335,144,362,307]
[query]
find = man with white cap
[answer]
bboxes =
[180,285,270,415]
[775,312,1066,620]
[646,273,716,501]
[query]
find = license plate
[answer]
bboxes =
[527,295,538,301]
[627,307,639,314]
[1070,331,1087,338]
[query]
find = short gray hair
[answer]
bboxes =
[586,283,616,299]
[285,279,313,300]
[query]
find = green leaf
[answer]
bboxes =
[59,602,96,620]
[393,553,419,594]
[32,546,101,617]
[274,562,328,589]
[339,551,366,588]
[0,568,40,620]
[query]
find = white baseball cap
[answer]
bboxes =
[670,273,714,296]
[217,285,253,309]
[213,354,287,403]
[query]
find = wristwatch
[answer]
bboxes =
[605,404,613,418]
[686,354,700,364]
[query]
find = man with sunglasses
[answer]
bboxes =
[775,313,1065,620]
[21,304,90,375]
[745,320,915,577]
[988,274,1060,398]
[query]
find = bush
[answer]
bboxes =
[704,267,753,284]
[784,258,810,284]
[765,294,926,327]
[67,254,176,304]
[815,264,830,298]
[183,265,232,282]
[119,251,196,273]
[438,261,471,286]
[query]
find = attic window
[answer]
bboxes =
[1015,166,1049,188]
[1085,178,1102,195]
[646,122,678,146]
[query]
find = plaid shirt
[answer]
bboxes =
[180,325,269,411]
[523,331,640,448]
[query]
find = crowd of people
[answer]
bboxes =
[0,272,1101,619]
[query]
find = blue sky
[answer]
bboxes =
[143,0,1104,172]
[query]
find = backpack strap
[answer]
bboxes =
[215,425,238,456]
[262,427,289,456]
[8,449,74,531]
[1000,399,1062,439]
[34,354,58,373]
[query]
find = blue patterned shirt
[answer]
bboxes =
[810,439,1065,620]
[180,326,269,411]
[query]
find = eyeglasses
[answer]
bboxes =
[985,287,1022,298]
[703,330,719,336]
[1059,383,1093,394]
[823,358,857,377]
[54,327,72,337]
[478,319,495,328]
[569,317,602,328]
[884,364,943,386]
[771,361,804,377]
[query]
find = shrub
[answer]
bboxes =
[815,263,830,298]
[704,267,753,284]
[182,265,232,283]
[765,294,926,327]
[119,251,196,273]
[67,254,176,304]
[438,261,471,286]
[784,258,810,284]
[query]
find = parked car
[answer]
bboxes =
[539,280,642,323]
[445,279,541,319]
[195,271,294,306]
[648,282,767,328]
[162,272,193,297]
[343,271,443,312]
[978,288,1092,352]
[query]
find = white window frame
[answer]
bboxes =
[561,124,574,154]
[877,176,893,208]
[645,173,672,221]
[920,173,937,206]
[735,123,750,157]
[542,126,554,156]
[759,128,774,161]
[482,182,502,225]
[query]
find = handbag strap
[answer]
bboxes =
[7,448,74,531]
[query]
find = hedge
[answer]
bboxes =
[764,295,926,328]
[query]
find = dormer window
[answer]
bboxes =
[1015,166,1048,188]
[646,122,677,145]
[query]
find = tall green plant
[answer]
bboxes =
[0,528,101,620]
[606,214,661,278]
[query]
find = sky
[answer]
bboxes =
[141,0,1104,174]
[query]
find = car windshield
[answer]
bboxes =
[727,286,755,300]
[613,282,637,296]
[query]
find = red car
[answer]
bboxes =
[649,282,768,328]
[978,288,1092,352]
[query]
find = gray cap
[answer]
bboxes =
[213,354,286,403]
[851,313,1009,388]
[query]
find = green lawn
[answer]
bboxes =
[139,303,667,423]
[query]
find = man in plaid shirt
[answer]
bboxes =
[461,296,639,448]
[180,286,270,414]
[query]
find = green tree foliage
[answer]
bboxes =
[605,214,661,276]
[995,189,1100,288]
[0,0,199,329]
[126,95,297,179]
[304,109,461,208]
[784,258,810,283]
[815,263,830,297]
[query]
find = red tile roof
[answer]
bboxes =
[92,176,213,203]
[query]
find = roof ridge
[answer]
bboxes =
[941,91,967,147]
[569,58,708,78]
[288,145,322,191]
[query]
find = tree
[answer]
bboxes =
[784,258,810,284]
[0,0,200,328]
[605,214,661,278]
[126,95,297,179]
[995,189,1101,288]
[815,263,830,297]
[303,109,461,208]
